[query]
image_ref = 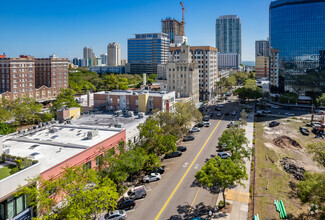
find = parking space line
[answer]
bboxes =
[161,162,175,166]
[154,116,224,220]
[188,188,201,214]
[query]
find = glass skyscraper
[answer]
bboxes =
[269,0,325,96]
[215,15,242,63]
[127,33,170,74]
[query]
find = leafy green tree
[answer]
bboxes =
[0,122,16,135]
[0,98,13,122]
[50,89,81,115]
[195,157,247,207]
[279,92,298,104]
[218,126,250,162]
[18,166,119,220]
[316,93,325,107]
[12,97,42,125]
[306,143,325,167]
[234,72,248,84]
[297,172,325,217]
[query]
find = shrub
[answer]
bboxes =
[253,139,255,145]
[218,200,230,209]
[251,148,255,157]
[10,167,19,175]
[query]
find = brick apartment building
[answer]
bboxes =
[0,55,69,101]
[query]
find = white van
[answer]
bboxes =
[123,185,146,200]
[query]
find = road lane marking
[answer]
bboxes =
[154,116,224,220]
[194,164,200,170]
[183,162,189,168]
[188,188,201,214]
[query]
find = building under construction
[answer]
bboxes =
[161,18,185,43]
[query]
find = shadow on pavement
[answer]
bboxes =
[167,202,214,220]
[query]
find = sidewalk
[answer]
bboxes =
[212,109,254,220]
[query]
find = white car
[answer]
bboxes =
[99,210,127,220]
[285,112,295,116]
[217,112,222,116]
[264,110,272,114]
[143,173,161,183]
[189,127,200,132]
[203,122,211,127]
[217,104,224,108]
[271,105,280,109]
[217,152,231,159]
[231,111,236,115]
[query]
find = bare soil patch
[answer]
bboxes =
[273,136,302,149]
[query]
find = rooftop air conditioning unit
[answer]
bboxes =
[87,129,98,139]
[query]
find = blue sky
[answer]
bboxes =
[0,0,270,61]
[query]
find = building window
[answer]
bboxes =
[96,154,104,166]
[83,161,91,170]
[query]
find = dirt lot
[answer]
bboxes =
[255,116,325,219]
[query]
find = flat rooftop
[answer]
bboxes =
[4,124,122,173]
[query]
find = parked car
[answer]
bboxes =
[271,105,280,109]
[99,210,127,220]
[143,173,161,183]
[123,185,146,200]
[299,127,310,136]
[264,110,272,114]
[117,199,136,210]
[217,104,224,108]
[269,121,280,127]
[209,112,213,117]
[147,166,165,175]
[177,146,187,152]
[217,112,222,116]
[231,111,236,115]
[217,144,228,152]
[285,112,295,116]
[203,121,211,127]
[217,152,231,159]
[183,135,195,142]
[189,127,200,133]
[196,122,204,127]
[225,112,229,115]
[227,121,237,128]
[165,151,182,159]
[203,115,210,121]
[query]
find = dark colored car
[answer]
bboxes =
[203,115,210,121]
[165,151,182,159]
[209,112,213,117]
[217,144,228,152]
[299,127,310,136]
[117,199,136,210]
[147,166,165,175]
[225,112,229,115]
[196,122,204,127]
[215,107,221,111]
[183,136,195,141]
[177,146,187,152]
[269,121,279,127]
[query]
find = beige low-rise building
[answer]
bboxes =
[167,42,199,103]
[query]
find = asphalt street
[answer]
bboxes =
[126,99,242,220]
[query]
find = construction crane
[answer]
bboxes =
[180,2,187,24]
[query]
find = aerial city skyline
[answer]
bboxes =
[1,0,325,220]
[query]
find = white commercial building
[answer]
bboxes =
[218,53,240,69]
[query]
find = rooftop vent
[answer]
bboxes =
[87,129,98,140]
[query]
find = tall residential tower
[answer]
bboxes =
[107,43,121,66]
[215,15,242,63]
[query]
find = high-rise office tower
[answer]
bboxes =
[127,33,170,75]
[255,39,270,79]
[100,53,108,66]
[107,43,121,66]
[83,47,94,59]
[215,15,242,62]
[161,18,185,44]
[255,39,270,57]
[269,0,325,95]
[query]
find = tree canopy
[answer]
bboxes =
[195,157,247,207]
